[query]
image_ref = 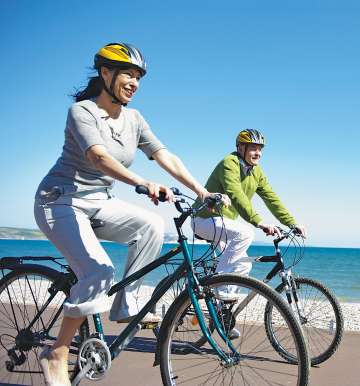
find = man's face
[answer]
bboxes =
[242,144,263,166]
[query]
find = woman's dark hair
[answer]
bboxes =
[72,75,103,102]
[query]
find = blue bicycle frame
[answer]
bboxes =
[89,194,239,365]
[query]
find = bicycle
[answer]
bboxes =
[0,186,310,386]
[155,224,343,366]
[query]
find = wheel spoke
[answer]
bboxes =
[160,275,309,385]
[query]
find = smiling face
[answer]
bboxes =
[238,143,263,166]
[101,66,142,104]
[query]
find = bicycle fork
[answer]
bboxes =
[280,270,307,324]
[179,237,241,366]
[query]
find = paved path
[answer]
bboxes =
[79,324,360,386]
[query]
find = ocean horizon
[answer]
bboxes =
[1,239,359,303]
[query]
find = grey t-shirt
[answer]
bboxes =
[36,99,165,195]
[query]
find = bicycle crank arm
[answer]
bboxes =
[71,362,92,386]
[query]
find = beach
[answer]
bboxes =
[1,277,360,385]
[1,280,359,332]
[78,325,360,386]
[1,239,360,384]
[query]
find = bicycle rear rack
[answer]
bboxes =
[0,256,68,270]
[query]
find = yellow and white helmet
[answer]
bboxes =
[236,129,266,147]
[94,42,147,76]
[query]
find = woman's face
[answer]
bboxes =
[101,67,142,104]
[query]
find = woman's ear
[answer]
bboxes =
[100,66,111,82]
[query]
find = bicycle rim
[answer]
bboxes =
[0,267,88,385]
[266,276,344,365]
[160,274,309,386]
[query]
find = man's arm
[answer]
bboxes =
[152,149,230,206]
[256,171,297,227]
[219,156,263,226]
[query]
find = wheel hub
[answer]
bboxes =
[15,329,35,352]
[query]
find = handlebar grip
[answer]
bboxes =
[135,185,167,202]
[204,194,223,208]
[135,185,149,195]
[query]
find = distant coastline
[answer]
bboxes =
[0,226,185,244]
[0,227,45,240]
[1,227,359,249]
[0,226,273,245]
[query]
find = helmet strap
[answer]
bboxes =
[100,68,126,105]
[237,144,252,166]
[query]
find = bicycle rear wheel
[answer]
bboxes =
[159,274,310,386]
[0,265,90,385]
[265,276,344,365]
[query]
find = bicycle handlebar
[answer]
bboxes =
[135,185,223,214]
[135,185,182,202]
[273,226,303,245]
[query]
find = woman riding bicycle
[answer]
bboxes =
[192,129,306,297]
[34,42,228,385]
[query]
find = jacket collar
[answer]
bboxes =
[234,152,254,176]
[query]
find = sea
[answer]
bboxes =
[0,239,359,303]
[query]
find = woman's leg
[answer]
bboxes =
[34,198,115,383]
[92,198,165,321]
[45,316,85,385]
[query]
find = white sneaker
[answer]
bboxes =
[229,328,241,340]
[214,286,240,302]
[116,313,162,324]
[141,313,162,323]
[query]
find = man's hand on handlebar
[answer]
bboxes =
[291,224,307,238]
[258,223,282,238]
[200,190,231,210]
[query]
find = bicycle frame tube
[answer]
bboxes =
[231,254,286,319]
[107,246,182,296]
[22,282,62,332]
[93,314,104,340]
[179,236,239,363]
[109,260,187,359]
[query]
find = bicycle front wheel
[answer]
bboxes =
[159,274,310,386]
[0,265,90,385]
[265,276,344,365]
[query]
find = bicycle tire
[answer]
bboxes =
[159,274,310,386]
[0,265,90,385]
[265,276,344,365]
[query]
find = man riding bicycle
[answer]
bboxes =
[192,129,306,296]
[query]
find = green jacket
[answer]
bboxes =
[194,152,296,227]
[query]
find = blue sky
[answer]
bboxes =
[0,1,359,247]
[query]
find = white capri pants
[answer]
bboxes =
[192,216,254,276]
[34,190,164,320]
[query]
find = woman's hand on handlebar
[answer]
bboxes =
[258,223,282,237]
[142,181,175,205]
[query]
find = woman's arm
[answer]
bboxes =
[86,145,145,185]
[152,149,230,205]
[152,149,207,197]
[86,145,174,202]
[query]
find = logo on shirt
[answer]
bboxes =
[110,127,124,146]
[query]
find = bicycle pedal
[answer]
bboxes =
[141,322,160,329]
